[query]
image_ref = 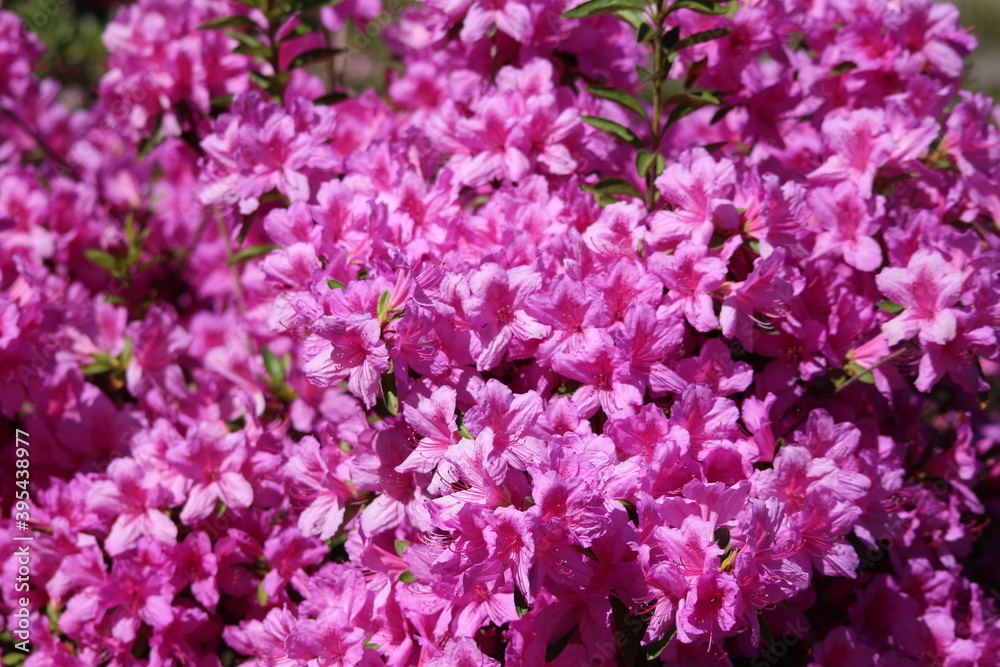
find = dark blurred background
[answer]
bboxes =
[5,0,1000,102]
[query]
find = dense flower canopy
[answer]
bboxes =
[1,0,1000,665]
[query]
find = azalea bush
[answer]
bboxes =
[2,0,1000,664]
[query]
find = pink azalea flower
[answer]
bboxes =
[166,423,254,524]
[876,249,963,346]
[303,312,390,408]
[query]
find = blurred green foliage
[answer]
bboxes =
[7,0,109,102]
[4,0,999,102]
[953,0,1000,98]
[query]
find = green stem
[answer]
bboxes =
[644,2,668,211]
[265,1,286,104]
[837,345,912,394]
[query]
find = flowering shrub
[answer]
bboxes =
[1,0,1000,665]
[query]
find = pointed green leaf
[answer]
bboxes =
[636,149,656,178]
[664,102,699,128]
[610,595,648,666]
[703,141,728,153]
[614,8,646,29]
[663,91,721,107]
[288,48,344,70]
[296,0,349,9]
[314,92,351,105]
[256,580,269,606]
[546,625,578,662]
[562,0,643,19]
[399,570,417,583]
[379,362,399,416]
[666,0,729,16]
[227,30,267,50]
[759,613,775,651]
[635,22,653,43]
[583,177,640,198]
[710,105,734,125]
[327,278,346,289]
[262,346,284,385]
[585,86,648,120]
[673,27,734,51]
[228,243,278,266]
[199,15,260,30]
[81,359,114,376]
[618,498,639,525]
[84,248,118,271]
[645,625,675,660]
[377,290,392,324]
[635,65,654,82]
[830,60,858,75]
[580,115,643,149]
[877,300,904,314]
[661,25,681,51]
[515,585,530,618]
[394,540,409,557]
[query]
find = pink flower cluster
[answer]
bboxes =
[1,0,1000,665]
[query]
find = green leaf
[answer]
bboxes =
[199,15,260,30]
[314,92,351,105]
[457,424,473,439]
[256,580,269,606]
[377,290,392,324]
[81,358,113,376]
[877,300,904,314]
[661,26,681,52]
[636,149,656,178]
[227,30,267,50]
[585,86,648,120]
[721,545,738,571]
[635,22,653,43]
[394,540,409,557]
[85,248,118,271]
[713,526,731,551]
[666,0,729,16]
[296,0,349,9]
[710,106,734,125]
[327,278,346,289]
[399,570,417,583]
[262,346,284,385]
[664,102,700,128]
[580,115,643,149]
[546,625,578,662]
[618,498,639,526]
[703,140,728,153]
[3,651,26,666]
[663,91,720,107]
[583,177,640,198]
[288,48,344,70]
[830,60,858,76]
[227,243,279,266]
[562,0,644,19]
[645,625,676,661]
[610,595,648,666]
[635,65,654,82]
[381,366,399,416]
[673,27,734,51]
[514,585,530,618]
[759,613,775,651]
[614,8,646,30]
